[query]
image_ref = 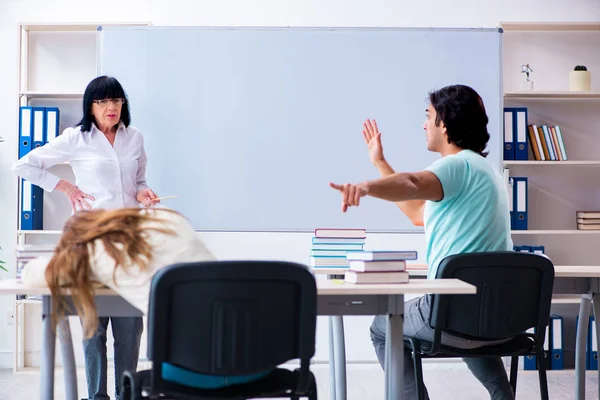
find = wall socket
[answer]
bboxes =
[6,309,15,325]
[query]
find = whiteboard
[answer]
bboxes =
[98,26,502,232]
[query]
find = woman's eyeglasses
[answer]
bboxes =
[93,98,126,107]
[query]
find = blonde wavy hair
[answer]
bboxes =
[45,208,178,338]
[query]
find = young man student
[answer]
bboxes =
[329,84,514,400]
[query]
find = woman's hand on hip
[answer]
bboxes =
[55,179,95,212]
[136,188,160,207]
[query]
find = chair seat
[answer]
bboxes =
[404,333,536,358]
[143,368,316,399]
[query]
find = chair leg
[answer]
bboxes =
[308,384,318,400]
[509,356,519,395]
[537,351,549,400]
[413,351,426,400]
[407,338,426,400]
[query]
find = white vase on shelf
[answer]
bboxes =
[569,70,591,92]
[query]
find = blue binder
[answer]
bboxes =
[550,314,564,370]
[44,107,60,143]
[576,316,591,370]
[20,179,43,231]
[503,108,515,160]
[512,177,528,230]
[589,316,598,370]
[508,177,515,229]
[530,246,545,255]
[514,107,528,160]
[523,327,536,370]
[18,106,33,158]
[32,107,46,149]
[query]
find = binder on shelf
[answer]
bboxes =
[523,327,536,370]
[514,107,528,160]
[542,324,551,370]
[550,314,564,370]
[503,108,515,160]
[508,177,515,230]
[530,246,545,255]
[20,179,43,231]
[589,316,598,370]
[32,107,46,149]
[18,106,33,158]
[576,316,591,370]
[44,107,60,143]
[513,177,528,230]
[515,245,531,252]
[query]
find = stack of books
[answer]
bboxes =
[309,228,366,269]
[577,211,600,230]
[527,124,568,161]
[344,250,417,284]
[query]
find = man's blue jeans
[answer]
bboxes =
[83,317,143,400]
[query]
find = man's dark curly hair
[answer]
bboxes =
[428,85,490,157]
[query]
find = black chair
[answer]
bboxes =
[404,251,555,400]
[121,260,318,400]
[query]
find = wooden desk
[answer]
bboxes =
[313,265,600,400]
[0,278,475,400]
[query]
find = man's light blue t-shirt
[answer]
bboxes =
[424,150,513,279]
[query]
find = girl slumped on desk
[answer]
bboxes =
[22,207,216,338]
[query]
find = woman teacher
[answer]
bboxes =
[14,75,159,399]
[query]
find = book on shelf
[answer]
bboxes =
[344,270,409,284]
[577,224,600,230]
[576,211,600,230]
[577,211,600,219]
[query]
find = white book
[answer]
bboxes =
[314,228,366,238]
[349,260,406,272]
[577,211,600,219]
[346,250,417,261]
[310,249,362,257]
[312,237,365,245]
[311,243,364,250]
[344,271,409,284]
[310,257,349,267]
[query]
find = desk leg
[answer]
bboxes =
[576,294,592,400]
[385,294,404,400]
[332,315,347,400]
[328,316,337,400]
[41,295,55,400]
[57,318,77,400]
[593,293,600,399]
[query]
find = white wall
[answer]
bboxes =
[0,0,599,369]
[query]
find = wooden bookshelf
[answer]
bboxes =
[502,21,600,270]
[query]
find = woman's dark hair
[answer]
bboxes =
[77,76,131,132]
[428,84,490,157]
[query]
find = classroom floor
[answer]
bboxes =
[0,362,597,399]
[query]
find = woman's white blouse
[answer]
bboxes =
[13,122,149,210]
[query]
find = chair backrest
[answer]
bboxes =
[430,251,554,350]
[147,260,317,383]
